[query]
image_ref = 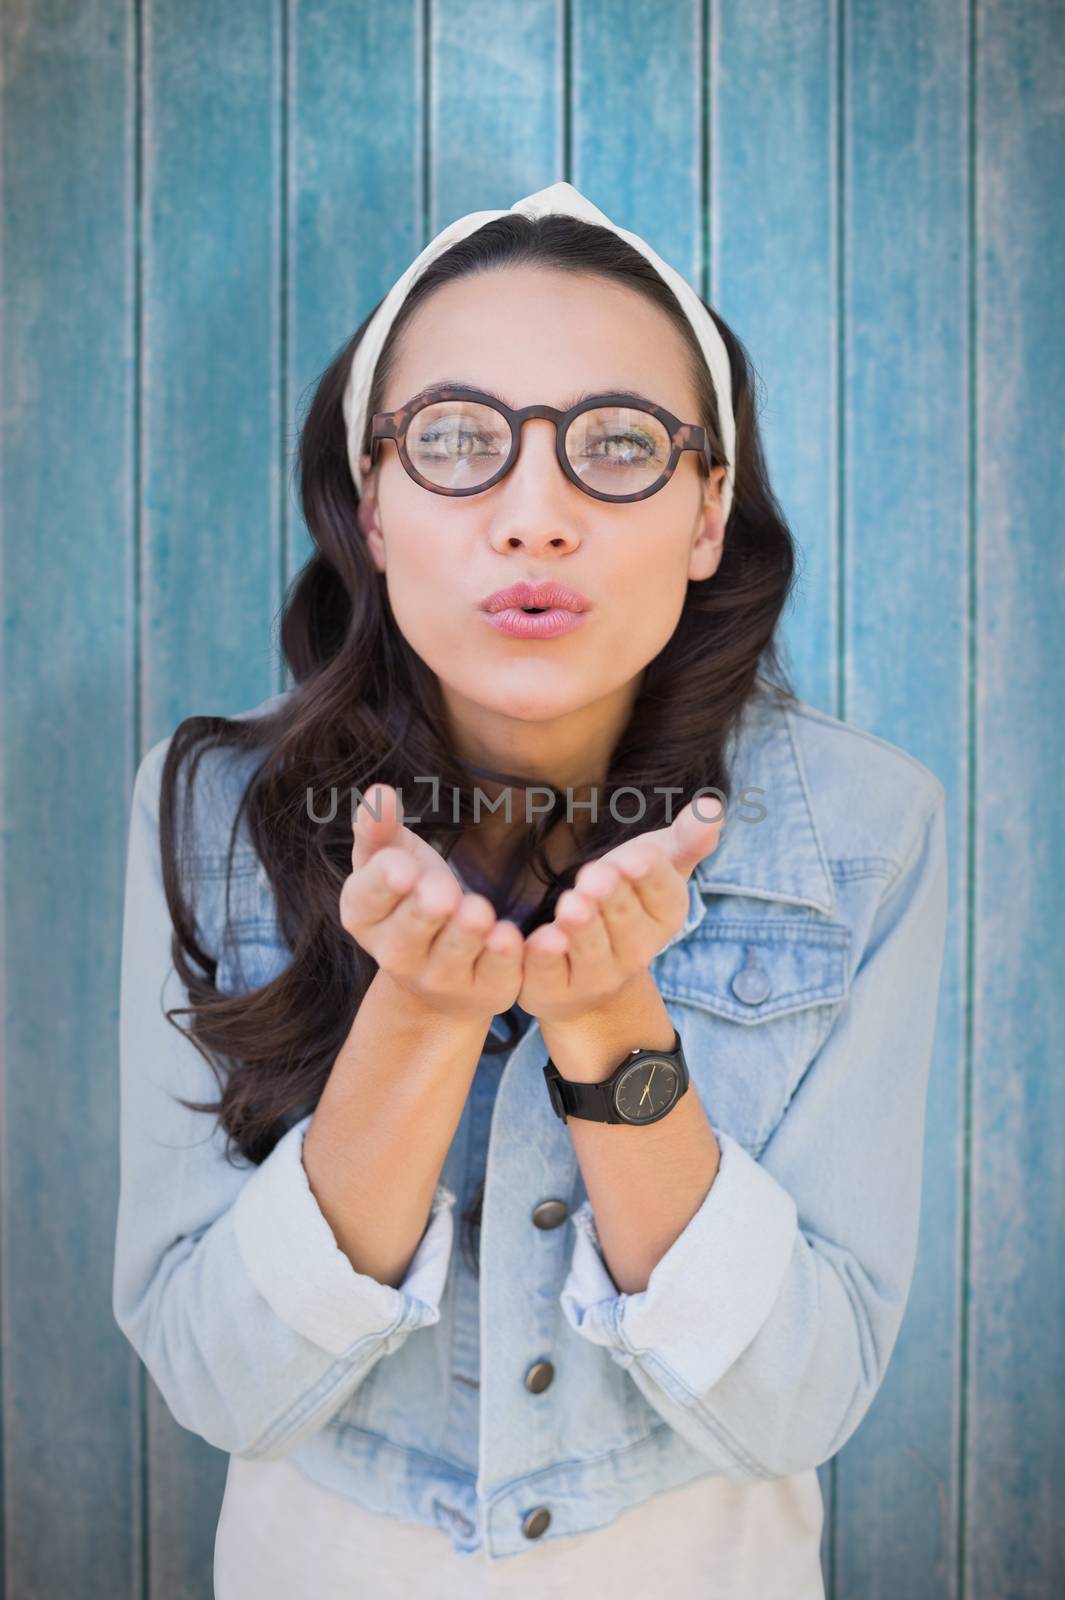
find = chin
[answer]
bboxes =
[481,692,572,723]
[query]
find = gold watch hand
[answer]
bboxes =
[639,1064,658,1105]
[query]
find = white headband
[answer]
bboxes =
[341,180,735,527]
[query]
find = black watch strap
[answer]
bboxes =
[543,1028,685,1125]
[543,1071,616,1123]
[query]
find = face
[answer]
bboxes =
[355,264,727,789]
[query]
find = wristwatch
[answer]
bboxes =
[543,1028,689,1125]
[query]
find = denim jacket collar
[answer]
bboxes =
[692,690,837,919]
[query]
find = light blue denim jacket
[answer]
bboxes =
[112,684,948,1562]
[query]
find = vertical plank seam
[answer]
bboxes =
[957,0,977,1594]
[700,0,709,307]
[562,0,572,181]
[278,0,291,697]
[0,0,8,1572]
[422,0,431,236]
[133,1,148,1596]
[831,0,846,1588]
[0,0,6,1566]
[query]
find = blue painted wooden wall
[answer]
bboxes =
[2,2,1062,1595]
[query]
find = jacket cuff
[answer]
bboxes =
[559,1128,798,1393]
[233,1114,457,1357]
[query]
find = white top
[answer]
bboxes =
[213,1452,826,1598]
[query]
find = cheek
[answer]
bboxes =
[603,534,691,641]
[381,538,486,681]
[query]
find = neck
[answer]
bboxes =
[436,675,642,896]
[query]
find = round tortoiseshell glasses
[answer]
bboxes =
[369,386,715,504]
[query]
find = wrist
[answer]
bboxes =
[539,968,674,1083]
[370,967,498,1038]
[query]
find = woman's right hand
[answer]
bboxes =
[339,782,524,1021]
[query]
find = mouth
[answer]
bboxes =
[481,580,591,615]
[479,580,592,640]
[478,580,592,640]
[484,606,589,639]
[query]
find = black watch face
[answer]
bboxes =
[614,1057,681,1123]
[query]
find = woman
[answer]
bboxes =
[112,184,949,1598]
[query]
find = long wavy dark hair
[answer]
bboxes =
[156,211,799,1275]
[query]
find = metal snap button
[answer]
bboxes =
[524,1360,555,1393]
[531,1199,568,1230]
[522,1506,552,1539]
[730,955,772,1005]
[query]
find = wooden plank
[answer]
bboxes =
[141,0,282,745]
[285,0,423,592]
[712,1,839,1584]
[716,0,839,714]
[968,1,1065,1594]
[0,2,138,1595]
[429,0,561,231]
[139,1,282,1593]
[572,0,703,287]
[839,1,969,1595]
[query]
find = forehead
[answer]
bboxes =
[384,264,700,416]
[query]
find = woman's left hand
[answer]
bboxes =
[516,797,724,1022]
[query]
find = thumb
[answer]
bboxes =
[352,782,404,870]
[668,795,724,879]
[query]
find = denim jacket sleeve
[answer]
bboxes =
[111,737,458,1461]
[559,789,948,1482]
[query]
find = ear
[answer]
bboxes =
[355,452,387,573]
[688,465,728,583]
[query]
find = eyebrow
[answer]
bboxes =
[415,377,659,411]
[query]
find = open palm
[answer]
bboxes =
[515,797,723,1021]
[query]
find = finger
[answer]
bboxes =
[522,922,571,1000]
[594,874,652,958]
[611,844,689,927]
[375,870,464,972]
[351,782,404,871]
[340,844,420,934]
[669,796,725,876]
[554,886,614,969]
[419,892,500,985]
[473,917,526,981]
[572,859,621,900]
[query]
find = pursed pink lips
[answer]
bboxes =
[480,580,591,641]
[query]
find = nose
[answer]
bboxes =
[487,417,583,555]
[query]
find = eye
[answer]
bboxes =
[407,399,511,488]
[564,405,671,493]
[417,425,500,459]
[582,429,660,463]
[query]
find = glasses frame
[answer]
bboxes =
[369,386,715,504]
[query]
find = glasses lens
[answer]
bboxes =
[406,399,512,491]
[565,406,672,497]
